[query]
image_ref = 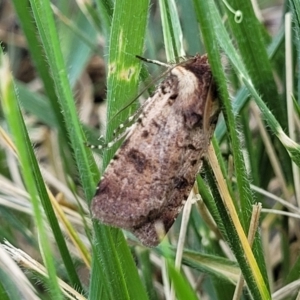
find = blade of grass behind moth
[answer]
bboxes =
[212,3,300,168]
[56,7,98,87]
[222,0,286,127]
[194,0,253,232]
[211,137,232,193]
[196,174,237,299]
[206,147,270,300]
[158,3,188,297]
[0,52,64,300]
[90,0,150,299]
[181,250,240,286]
[29,0,106,294]
[288,0,300,120]
[52,5,101,58]
[215,26,285,142]
[196,174,225,238]
[167,261,198,300]
[94,0,114,39]
[193,0,270,299]
[176,0,204,54]
[156,245,240,296]
[11,0,70,147]
[76,0,102,33]
[242,77,300,168]
[223,0,292,189]
[285,12,300,206]
[284,2,300,285]
[137,248,159,300]
[159,0,185,60]
[204,147,269,299]
[203,1,300,292]
[15,83,57,128]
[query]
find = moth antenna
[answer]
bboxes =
[136,55,172,68]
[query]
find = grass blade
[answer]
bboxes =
[89,0,150,299]
[0,51,64,300]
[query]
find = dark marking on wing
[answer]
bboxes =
[127,148,147,173]
[152,119,161,129]
[168,92,178,105]
[191,159,197,166]
[169,93,178,100]
[187,144,197,150]
[174,176,188,190]
[141,130,149,138]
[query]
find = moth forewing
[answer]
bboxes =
[91,54,220,247]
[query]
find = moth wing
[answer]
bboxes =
[131,75,220,247]
[91,89,182,230]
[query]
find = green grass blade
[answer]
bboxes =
[177,0,203,54]
[89,0,150,299]
[11,0,69,142]
[215,27,285,141]
[137,249,158,300]
[52,5,100,60]
[0,52,63,300]
[16,83,57,128]
[159,0,185,60]
[76,0,102,33]
[193,0,270,299]
[16,1,94,287]
[57,8,98,86]
[181,250,240,284]
[167,262,198,300]
[95,0,114,39]
[27,0,97,200]
[291,0,300,106]
[242,78,300,168]
[223,0,286,126]
[21,0,148,298]
[194,0,253,228]
[0,268,22,300]
[212,6,300,168]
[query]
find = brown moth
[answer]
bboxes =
[91,54,220,247]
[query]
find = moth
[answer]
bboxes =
[91,54,220,247]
